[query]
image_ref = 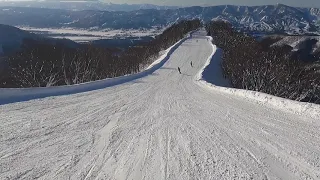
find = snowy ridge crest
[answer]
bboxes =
[0,4,319,34]
[196,37,320,120]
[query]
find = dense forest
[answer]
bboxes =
[206,21,320,104]
[0,19,201,88]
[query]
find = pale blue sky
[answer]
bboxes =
[105,0,319,8]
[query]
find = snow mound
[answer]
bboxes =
[196,36,320,119]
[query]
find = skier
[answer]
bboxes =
[190,61,193,67]
[178,67,181,74]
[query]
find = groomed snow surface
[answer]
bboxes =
[1,30,320,180]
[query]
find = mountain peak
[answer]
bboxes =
[276,3,290,8]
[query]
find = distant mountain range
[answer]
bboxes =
[0,4,319,34]
[0,1,178,11]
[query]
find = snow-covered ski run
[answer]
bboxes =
[1,30,320,180]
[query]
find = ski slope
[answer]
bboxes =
[1,30,320,180]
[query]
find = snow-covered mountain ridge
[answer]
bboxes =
[0,4,319,34]
[0,1,178,11]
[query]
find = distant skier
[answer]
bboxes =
[190,61,193,67]
[178,67,181,74]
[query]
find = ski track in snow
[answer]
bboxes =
[1,30,320,180]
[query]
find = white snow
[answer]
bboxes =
[48,36,105,42]
[18,27,164,42]
[272,36,320,52]
[1,30,320,179]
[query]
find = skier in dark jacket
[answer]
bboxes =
[178,67,181,74]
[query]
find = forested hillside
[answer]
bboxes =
[206,21,320,104]
[0,20,201,88]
